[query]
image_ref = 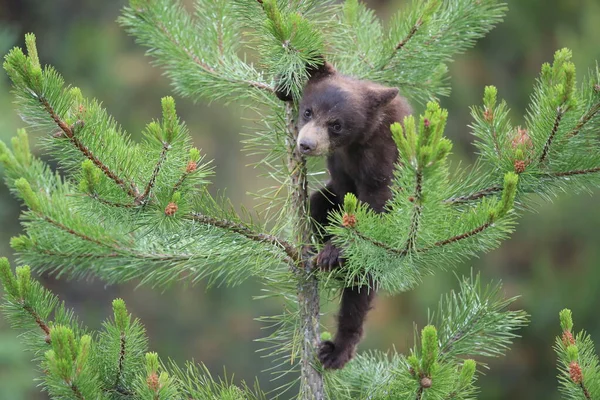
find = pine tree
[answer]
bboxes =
[0,1,600,399]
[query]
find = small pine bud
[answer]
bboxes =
[145,352,159,375]
[560,309,574,332]
[186,160,197,173]
[408,196,415,202]
[594,84,600,93]
[562,331,575,347]
[50,325,76,364]
[569,361,583,384]
[514,159,527,174]
[342,213,357,228]
[320,331,332,342]
[161,96,177,143]
[459,359,477,387]
[497,172,519,217]
[483,86,498,110]
[423,118,430,128]
[567,345,579,362]
[112,298,130,332]
[24,33,40,69]
[420,377,432,388]
[15,178,41,212]
[15,265,31,299]
[421,325,438,375]
[189,147,201,161]
[76,335,92,371]
[164,202,178,216]
[343,193,358,215]
[0,257,19,298]
[147,372,160,391]
[171,192,181,203]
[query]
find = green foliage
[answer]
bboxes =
[554,310,600,399]
[325,274,523,399]
[0,259,265,399]
[1,0,600,399]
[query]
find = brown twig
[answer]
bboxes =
[22,304,51,336]
[443,186,502,204]
[39,97,140,198]
[135,142,169,205]
[431,221,493,248]
[114,334,126,392]
[568,102,600,137]
[380,18,423,70]
[552,166,600,177]
[580,382,592,400]
[69,385,85,400]
[189,213,299,263]
[155,21,275,94]
[539,108,564,164]
[44,216,111,249]
[404,170,423,251]
[91,194,137,209]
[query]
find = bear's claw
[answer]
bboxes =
[318,341,353,370]
[316,243,343,271]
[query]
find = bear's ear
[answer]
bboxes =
[369,86,399,108]
[306,61,336,82]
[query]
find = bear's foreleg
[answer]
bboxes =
[309,183,344,271]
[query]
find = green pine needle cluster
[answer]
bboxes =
[0,257,264,399]
[325,273,526,399]
[554,309,600,399]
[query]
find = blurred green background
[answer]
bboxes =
[1,0,600,398]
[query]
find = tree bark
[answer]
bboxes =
[285,102,324,399]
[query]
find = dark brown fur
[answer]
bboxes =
[296,63,412,369]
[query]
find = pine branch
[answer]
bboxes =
[568,101,600,137]
[188,212,298,263]
[135,141,170,205]
[430,220,493,249]
[551,167,600,177]
[404,170,424,252]
[43,215,112,249]
[39,97,140,198]
[443,185,502,204]
[539,107,565,164]
[22,304,51,337]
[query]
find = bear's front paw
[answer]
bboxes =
[318,341,354,370]
[316,243,343,271]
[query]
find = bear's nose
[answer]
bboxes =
[298,139,316,154]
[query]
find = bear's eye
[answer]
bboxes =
[303,109,312,119]
[331,122,342,133]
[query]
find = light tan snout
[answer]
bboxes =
[297,121,330,156]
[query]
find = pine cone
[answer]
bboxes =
[164,202,178,216]
[569,361,583,384]
[186,161,197,173]
[514,159,527,174]
[342,213,357,228]
[562,331,575,346]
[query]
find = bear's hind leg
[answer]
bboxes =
[319,284,376,369]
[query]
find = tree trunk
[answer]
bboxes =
[285,102,324,399]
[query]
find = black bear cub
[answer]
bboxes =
[297,62,412,370]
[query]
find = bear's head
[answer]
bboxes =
[297,63,400,156]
